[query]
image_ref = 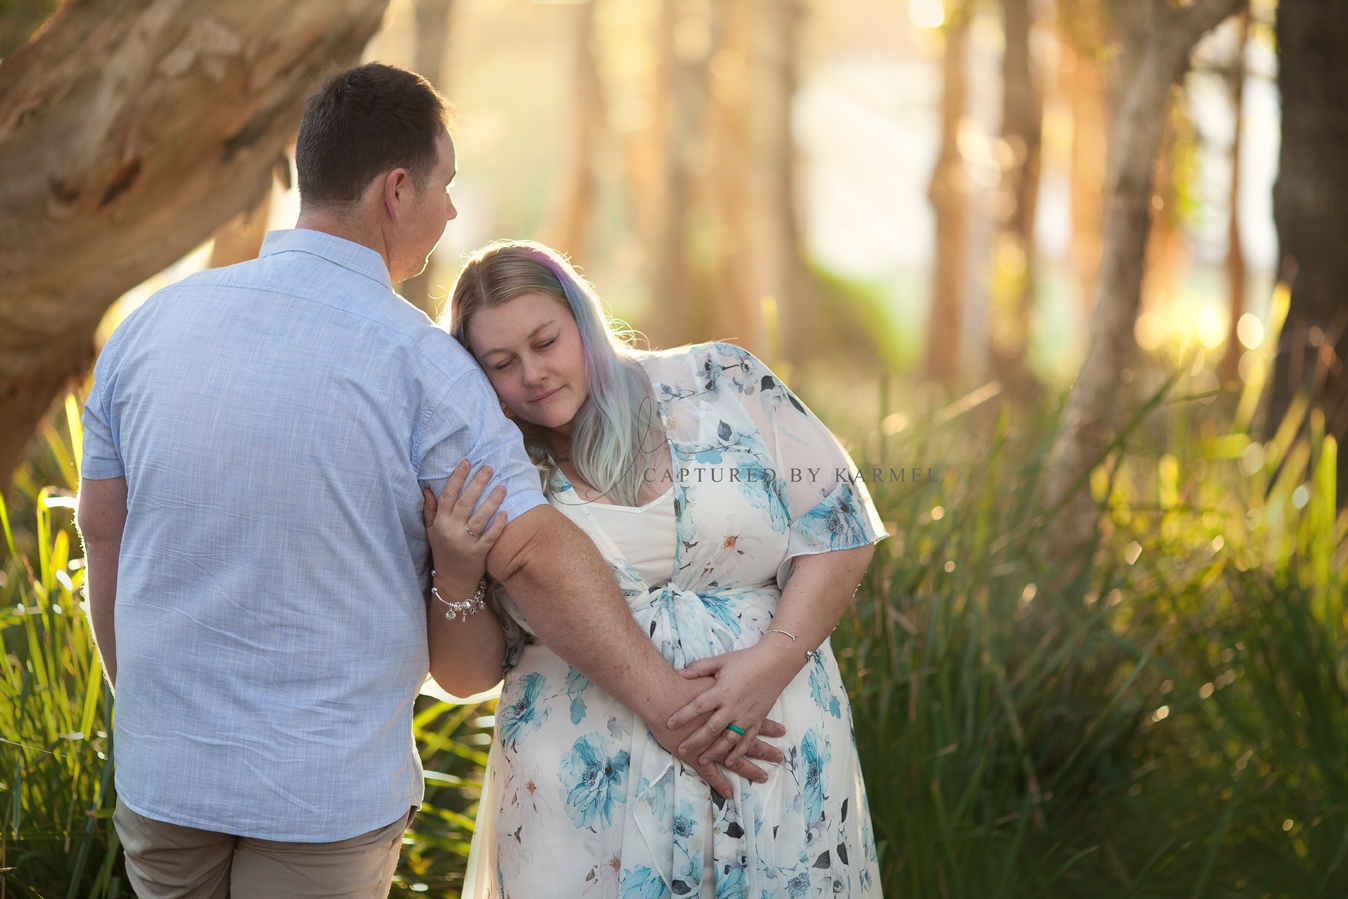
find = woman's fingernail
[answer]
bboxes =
[700,758,710,766]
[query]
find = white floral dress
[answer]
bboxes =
[462,343,886,899]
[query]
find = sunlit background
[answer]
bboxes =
[96,0,1281,392]
[9,1,1348,896]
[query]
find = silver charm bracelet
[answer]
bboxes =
[766,628,817,663]
[430,570,489,622]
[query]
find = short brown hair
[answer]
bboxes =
[296,63,448,208]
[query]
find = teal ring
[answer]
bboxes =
[726,724,746,736]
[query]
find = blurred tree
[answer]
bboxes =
[628,0,717,350]
[209,159,289,268]
[987,0,1044,402]
[1044,0,1245,572]
[1218,9,1249,386]
[210,193,274,268]
[921,0,970,387]
[547,0,605,270]
[1058,6,1108,331]
[399,0,455,318]
[1271,0,1348,506]
[708,0,820,368]
[1138,102,1194,354]
[0,0,390,488]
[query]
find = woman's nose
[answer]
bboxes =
[520,358,547,385]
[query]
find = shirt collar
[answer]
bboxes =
[259,229,394,291]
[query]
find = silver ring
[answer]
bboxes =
[465,526,479,538]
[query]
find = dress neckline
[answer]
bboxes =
[580,484,675,513]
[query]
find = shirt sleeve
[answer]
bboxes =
[80,353,125,480]
[706,343,886,565]
[416,365,548,523]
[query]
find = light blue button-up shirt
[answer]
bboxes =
[81,229,547,841]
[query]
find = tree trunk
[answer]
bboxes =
[708,0,761,357]
[707,0,813,368]
[635,0,718,350]
[398,0,454,318]
[210,189,274,269]
[747,0,816,371]
[1219,9,1249,385]
[0,0,390,488]
[988,0,1044,402]
[1269,0,1348,508]
[1043,0,1247,572]
[921,3,970,387]
[547,0,605,269]
[1065,36,1107,329]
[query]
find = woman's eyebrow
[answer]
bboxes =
[479,320,557,357]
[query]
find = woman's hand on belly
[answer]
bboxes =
[647,671,788,796]
[668,640,804,768]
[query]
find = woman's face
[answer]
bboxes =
[467,291,589,436]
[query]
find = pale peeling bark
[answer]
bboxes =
[0,0,390,486]
[1043,0,1247,573]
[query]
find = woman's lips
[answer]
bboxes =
[529,386,562,404]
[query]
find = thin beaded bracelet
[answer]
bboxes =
[765,628,817,663]
[430,570,488,622]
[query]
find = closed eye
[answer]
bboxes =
[536,339,556,350]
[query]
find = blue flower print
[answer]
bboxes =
[623,864,672,899]
[713,863,747,899]
[609,558,648,597]
[560,732,631,830]
[567,669,590,725]
[734,459,791,533]
[698,591,743,639]
[673,801,697,839]
[801,727,832,825]
[499,672,549,749]
[794,483,871,551]
[809,657,842,719]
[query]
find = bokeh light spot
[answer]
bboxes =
[909,0,945,29]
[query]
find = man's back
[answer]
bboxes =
[82,229,544,840]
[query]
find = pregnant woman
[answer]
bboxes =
[438,241,886,898]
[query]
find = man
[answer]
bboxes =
[76,63,781,898]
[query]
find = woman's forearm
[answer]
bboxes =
[761,544,875,673]
[665,543,875,761]
[426,571,506,698]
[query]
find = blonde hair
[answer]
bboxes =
[446,240,660,505]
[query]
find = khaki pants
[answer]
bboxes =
[113,798,414,899]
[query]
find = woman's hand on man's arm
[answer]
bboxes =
[424,461,509,697]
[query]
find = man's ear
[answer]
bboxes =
[382,168,410,223]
